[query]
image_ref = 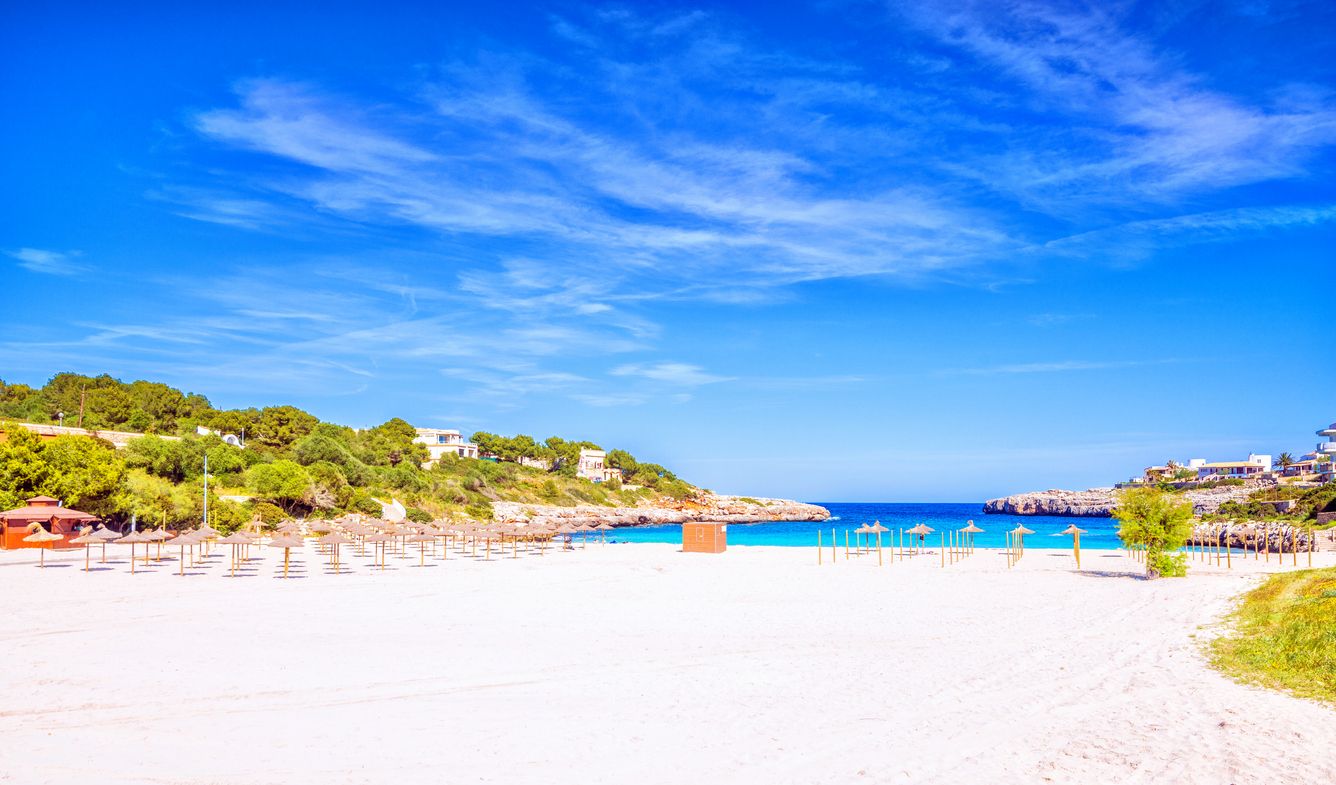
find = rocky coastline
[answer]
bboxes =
[983,485,1259,517]
[493,494,830,529]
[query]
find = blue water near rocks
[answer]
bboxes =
[605,502,1124,549]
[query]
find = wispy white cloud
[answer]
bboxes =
[1044,204,1336,259]
[7,248,89,276]
[611,362,732,386]
[899,1,1336,209]
[939,359,1170,377]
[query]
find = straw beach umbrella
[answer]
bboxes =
[960,521,984,555]
[268,534,304,578]
[853,524,871,555]
[363,532,393,568]
[117,529,152,573]
[90,524,121,562]
[144,528,173,562]
[405,532,435,566]
[1060,523,1088,569]
[868,522,888,564]
[22,525,64,567]
[1009,523,1035,565]
[319,531,353,572]
[905,523,933,554]
[68,529,101,571]
[216,532,252,577]
[169,531,201,576]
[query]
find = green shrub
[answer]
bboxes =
[1114,487,1194,579]
[250,501,287,526]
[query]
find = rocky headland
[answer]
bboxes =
[983,485,1259,517]
[493,494,829,529]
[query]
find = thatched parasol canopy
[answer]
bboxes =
[23,525,64,544]
[22,525,63,567]
[1059,524,1088,535]
[91,525,121,541]
[960,522,985,534]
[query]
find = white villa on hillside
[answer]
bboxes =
[1196,454,1272,480]
[413,427,479,466]
[195,425,244,447]
[1318,421,1336,481]
[577,449,621,483]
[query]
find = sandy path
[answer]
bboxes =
[1,541,1332,784]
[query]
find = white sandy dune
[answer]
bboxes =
[1,540,1333,785]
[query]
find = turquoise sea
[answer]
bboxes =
[605,502,1124,549]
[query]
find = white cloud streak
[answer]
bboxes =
[8,248,89,276]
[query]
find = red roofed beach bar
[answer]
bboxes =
[0,496,98,550]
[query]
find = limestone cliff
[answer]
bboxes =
[983,485,1258,517]
[493,494,829,528]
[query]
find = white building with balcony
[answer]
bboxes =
[413,427,479,466]
[1318,421,1336,481]
[576,449,621,483]
[1196,454,1272,480]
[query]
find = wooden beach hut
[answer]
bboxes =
[0,496,98,550]
[682,521,727,554]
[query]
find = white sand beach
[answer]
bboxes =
[2,541,1333,785]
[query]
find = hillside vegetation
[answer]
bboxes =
[0,373,697,532]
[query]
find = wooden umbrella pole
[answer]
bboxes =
[844,530,849,560]
[877,532,882,567]
[941,533,945,568]
[1074,531,1081,570]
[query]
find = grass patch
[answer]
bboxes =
[1210,567,1336,704]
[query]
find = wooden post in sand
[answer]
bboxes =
[877,530,883,567]
[898,529,903,561]
[941,533,945,568]
[844,530,849,561]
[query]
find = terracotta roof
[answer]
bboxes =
[1,504,98,522]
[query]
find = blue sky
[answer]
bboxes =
[3,0,1334,502]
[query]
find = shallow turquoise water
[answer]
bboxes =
[604,502,1124,549]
